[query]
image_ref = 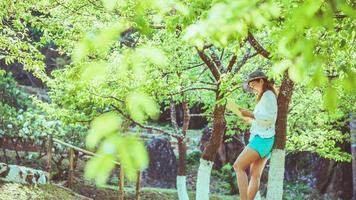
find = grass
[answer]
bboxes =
[0,180,87,200]
[73,182,238,200]
[0,179,237,200]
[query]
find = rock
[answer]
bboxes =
[18,85,50,102]
[199,126,245,168]
[142,137,177,188]
[315,150,352,200]
[0,162,48,185]
[284,144,352,200]
[0,45,69,88]
[284,152,318,185]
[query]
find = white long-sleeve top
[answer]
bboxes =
[249,90,278,141]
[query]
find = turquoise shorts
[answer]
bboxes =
[247,135,275,159]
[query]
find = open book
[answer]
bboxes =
[226,100,254,119]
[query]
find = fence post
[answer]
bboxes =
[135,171,141,200]
[118,166,125,200]
[47,135,53,182]
[68,147,75,189]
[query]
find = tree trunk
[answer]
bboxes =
[172,100,190,200]
[350,112,356,200]
[266,71,294,200]
[177,134,189,199]
[196,90,226,200]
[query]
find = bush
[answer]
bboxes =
[186,150,202,165]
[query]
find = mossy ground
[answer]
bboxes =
[0,180,86,200]
[0,180,237,200]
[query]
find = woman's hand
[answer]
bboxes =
[242,117,254,124]
[239,108,254,118]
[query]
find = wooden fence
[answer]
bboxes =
[1,135,141,200]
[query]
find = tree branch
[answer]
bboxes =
[196,47,221,80]
[247,31,271,59]
[197,81,218,86]
[111,104,181,139]
[227,55,237,72]
[162,63,204,77]
[170,98,179,134]
[181,101,190,137]
[89,92,125,104]
[234,51,258,74]
[210,51,222,69]
[220,48,225,60]
[170,87,216,96]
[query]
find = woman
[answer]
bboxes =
[233,70,278,200]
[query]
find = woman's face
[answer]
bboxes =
[248,79,263,93]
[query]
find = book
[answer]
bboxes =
[226,100,254,119]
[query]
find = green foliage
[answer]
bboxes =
[0,73,32,109]
[0,73,87,147]
[183,0,280,48]
[284,182,316,200]
[186,150,202,165]
[84,112,149,183]
[286,85,354,162]
[126,92,159,123]
[1,0,354,187]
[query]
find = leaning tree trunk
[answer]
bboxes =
[266,71,294,200]
[196,90,226,200]
[350,113,356,200]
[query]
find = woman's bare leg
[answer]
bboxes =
[233,147,260,200]
[248,157,268,200]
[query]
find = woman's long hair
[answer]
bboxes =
[256,78,278,102]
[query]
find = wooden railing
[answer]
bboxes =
[1,135,141,200]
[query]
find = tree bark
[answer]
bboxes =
[350,112,356,200]
[135,171,141,200]
[68,147,75,189]
[201,92,226,161]
[171,100,190,200]
[196,87,226,200]
[266,71,294,200]
[178,102,190,176]
[47,135,53,182]
[118,166,125,200]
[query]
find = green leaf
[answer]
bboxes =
[323,86,338,111]
[84,155,116,185]
[309,67,327,87]
[136,46,168,66]
[81,61,108,83]
[72,43,89,63]
[288,63,305,83]
[126,92,159,123]
[86,112,121,149]
[115,135,148,180]
[272,59,292,75]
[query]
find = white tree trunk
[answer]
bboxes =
[254,190,262,200]
[266,149,286,200]
[177,175,189,200]
[196,158,214,200]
